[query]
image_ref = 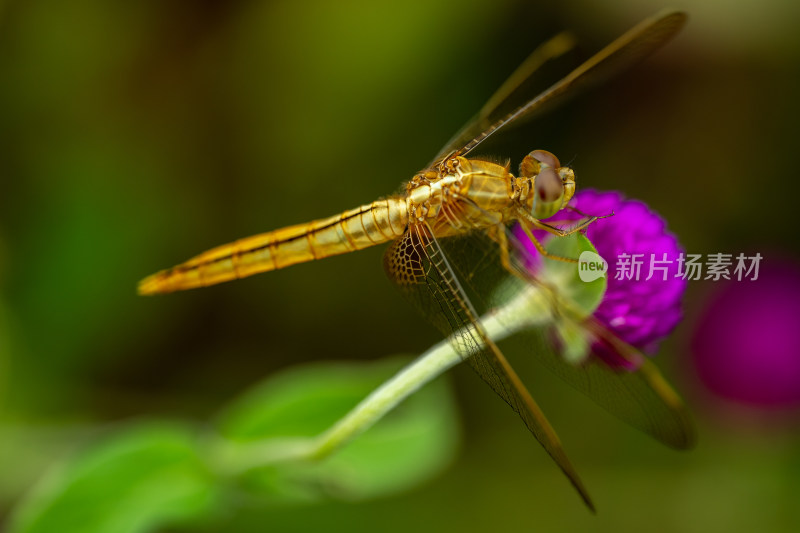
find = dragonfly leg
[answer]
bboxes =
[520,210,600,238]
[487,225,530,281]
[515,211,591,263]
[519,223,577,263]
[564,205,606,219]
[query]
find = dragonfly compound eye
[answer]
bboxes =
[531,149,561,169]
[532,167,565,219]
[519,149,561,178]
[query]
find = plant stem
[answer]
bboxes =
[217,283,551,473]
[309,335,462,460]
[308,283,551,460]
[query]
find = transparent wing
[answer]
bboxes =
[384,223,596,511]
[437,223,695,450]
[570,316,696,449]
[429,30,578,166]
[429,10,687,166]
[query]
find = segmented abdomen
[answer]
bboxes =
[138,198,408,294]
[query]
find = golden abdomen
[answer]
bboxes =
[138,198,408,294]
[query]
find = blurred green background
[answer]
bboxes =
[1,0,799,531]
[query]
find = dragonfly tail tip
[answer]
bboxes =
[137,273,166,296]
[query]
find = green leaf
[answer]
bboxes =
[536,234,607,363]
[541,233,607,318]
[217,359,402,441]
[8,422,218,533]
[216,357,459,502]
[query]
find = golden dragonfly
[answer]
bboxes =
[140,11,694,510]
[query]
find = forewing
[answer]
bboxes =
[430,10,687,165]
[429,30,578,166]
[384,223,595,511]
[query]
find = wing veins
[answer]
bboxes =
[393,223,596,511]
[430,10,687,166]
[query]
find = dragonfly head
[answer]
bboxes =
[521,150,575,219]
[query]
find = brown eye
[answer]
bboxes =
[531,149,560,169]
[532,167,565,219]
[535,168,563,202]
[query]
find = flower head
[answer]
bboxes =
[691,259,800,410]
[514,189,687,357]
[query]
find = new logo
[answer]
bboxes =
[578,251,608,282]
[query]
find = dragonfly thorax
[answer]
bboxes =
[405,156,515,235]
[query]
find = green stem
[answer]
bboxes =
[213,235,603,475]
[309,335,462,460]
[212,339,464,475]
[216,283,552,474]
[309,282,556,459]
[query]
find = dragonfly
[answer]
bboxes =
[139,11,694,511]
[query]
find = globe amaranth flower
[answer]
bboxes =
[691,259,800,410]
[514,189,687,362]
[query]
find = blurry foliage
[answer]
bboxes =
[216,357,458,503]
[7,359,458,533]
[9,423,219,533]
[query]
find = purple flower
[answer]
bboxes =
[514,190,687,361]
[690,259,800,410]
